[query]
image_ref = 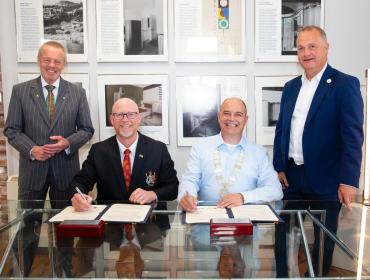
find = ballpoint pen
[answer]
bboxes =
[75,187,89,203]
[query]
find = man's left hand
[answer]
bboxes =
[338,184,357,210]
[129,188,157,204]
[43,135,70,154]
[217,193,244,208]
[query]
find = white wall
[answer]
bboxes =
[1,0,369,188]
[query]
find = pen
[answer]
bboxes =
[75,187,88,203]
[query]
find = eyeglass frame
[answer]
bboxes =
[111,112,139,120]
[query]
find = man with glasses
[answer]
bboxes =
[70,98,178,210]
[178,97,282,211]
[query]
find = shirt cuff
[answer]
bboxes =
[30,148,35,161]
[65,147,71,155]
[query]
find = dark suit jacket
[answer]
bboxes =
[4,77,94,192]
[273,65,364,195]
[70,133,179,201]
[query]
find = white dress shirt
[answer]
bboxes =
[289,64,327,164]
[117,133,139,171]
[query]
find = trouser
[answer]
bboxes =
[275,159,341,277]
[13,169,71,277]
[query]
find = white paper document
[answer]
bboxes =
[49,205,107,223]
[231,204,278,222]
[185,206,229,224]
[100,204,152,222]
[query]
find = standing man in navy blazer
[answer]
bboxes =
[70,98,178,210]
[273,26,363,276]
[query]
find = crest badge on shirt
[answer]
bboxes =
[145,171,157,187]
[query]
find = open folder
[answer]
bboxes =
[49,203,152,223]
[185,204,279,224]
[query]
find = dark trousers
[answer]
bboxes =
[275,159,341,277]
[13,169,71,277]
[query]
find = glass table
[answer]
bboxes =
[0,200,369,279]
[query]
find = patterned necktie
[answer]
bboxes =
[45,85,55,123]
[123,149,131,192]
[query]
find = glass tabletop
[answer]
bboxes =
[0,200,369,279]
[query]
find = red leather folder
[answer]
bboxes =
[210,218,253,236]
[56,220,105,238]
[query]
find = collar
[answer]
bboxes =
[214,133,248,151]
[116,133,139,156]
[41,76,60,89]
[301,63,328,83]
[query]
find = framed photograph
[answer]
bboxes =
[17,73,90,100]
[254,76,294,145]
[15,0,88,62]
[174,0,245,62]
[255,0,324,62]
[96,0,168,62]
[98,75,169,144]
[176,76,247,146]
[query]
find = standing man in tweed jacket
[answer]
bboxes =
[4,40,94,205]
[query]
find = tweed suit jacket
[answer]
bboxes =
[4,76,94,192]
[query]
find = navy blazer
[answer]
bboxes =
[70,133,179,201]
[273,65,363,195]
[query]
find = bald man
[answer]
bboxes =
[178,97,282,211]
[70,98,178,210]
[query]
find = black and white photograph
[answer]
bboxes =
[176,76,247,146]
[124,0,164,55]
[104,84,163,127]
[255,0,324,62]
[255,76,293,145]
[96,0,168,61]
[43,0,84,54]
[98,75,169,144]
[282,0,321,55]
[15,0,88,61]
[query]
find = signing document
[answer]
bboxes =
[231,204,279,222]
[49,205,107,222]
[185,206,229,224]
[100,204,152,223]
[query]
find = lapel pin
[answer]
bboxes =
[139,154,144,158]
[326,78,332,84]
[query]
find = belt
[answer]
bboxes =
[288,158,304,166]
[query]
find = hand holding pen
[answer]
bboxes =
[179,191,198,212]
[71,187,92,212]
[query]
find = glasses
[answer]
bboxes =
[112,112,139,120]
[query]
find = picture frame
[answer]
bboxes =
[96,0,168,62]
[176,75,247,146]
[174,0,245,62]
[255,0,324,62]
[254,76,294,145]
[98,75,169,144]
[15,0,88,62]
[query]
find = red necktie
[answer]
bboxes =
[123,149,131,192]
[124,223,133,241]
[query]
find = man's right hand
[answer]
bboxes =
[278,172,289,188]
[179,193,198,212]
[31,146,55,161]
[71,193,93,212]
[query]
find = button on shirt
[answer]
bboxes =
[289,64,327,165]
[177,134,282,203]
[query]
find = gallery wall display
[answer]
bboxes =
[176,75,247,146]
[98,75,169,144]
[15,0,88,62]
[17,73,90,100]
[174,0,245,62]
[96,0,168,62]
[254,76,294,145]
[255,0,324,62]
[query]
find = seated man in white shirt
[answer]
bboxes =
[178,97,283,211]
